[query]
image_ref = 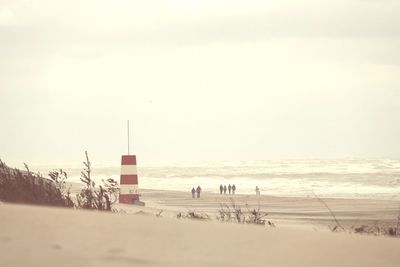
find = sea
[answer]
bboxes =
[34,159,400,200]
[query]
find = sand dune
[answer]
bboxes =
[1,194,400,267]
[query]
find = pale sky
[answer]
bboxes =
[1,0,400,167]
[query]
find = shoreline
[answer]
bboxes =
[67,181,400,201]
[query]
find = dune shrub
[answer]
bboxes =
[0,159,72,207]
[75,151,119,211]
[217,198,274,226]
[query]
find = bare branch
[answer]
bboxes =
[312,192,345,232]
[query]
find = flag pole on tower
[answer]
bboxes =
[127,120,130,155]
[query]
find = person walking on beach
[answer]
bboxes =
[196,185,202,198]
[219,184,223,194]
[232,184,236,194]
[228,184,232,194]
[223,185,227,194]
[191,187,196,198]
[255,186,260,196]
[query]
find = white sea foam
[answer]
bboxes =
[34,159,400,200]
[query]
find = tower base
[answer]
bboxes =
[132,200,145,206]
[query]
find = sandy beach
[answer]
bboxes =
[134,189,400,229]
[1,190,400,267]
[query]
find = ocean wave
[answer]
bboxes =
[31,159,400,200]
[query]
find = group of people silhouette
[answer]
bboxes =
[191,185,202,198]
[190,184,262,198]
[219,184,236,195]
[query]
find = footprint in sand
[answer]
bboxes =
[102,255,153,266]
[52,244,62,250]
[1,236,11,243]
[108,248,124,254]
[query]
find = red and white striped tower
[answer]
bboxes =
[119,155,139,203]
[119,121,140,204]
